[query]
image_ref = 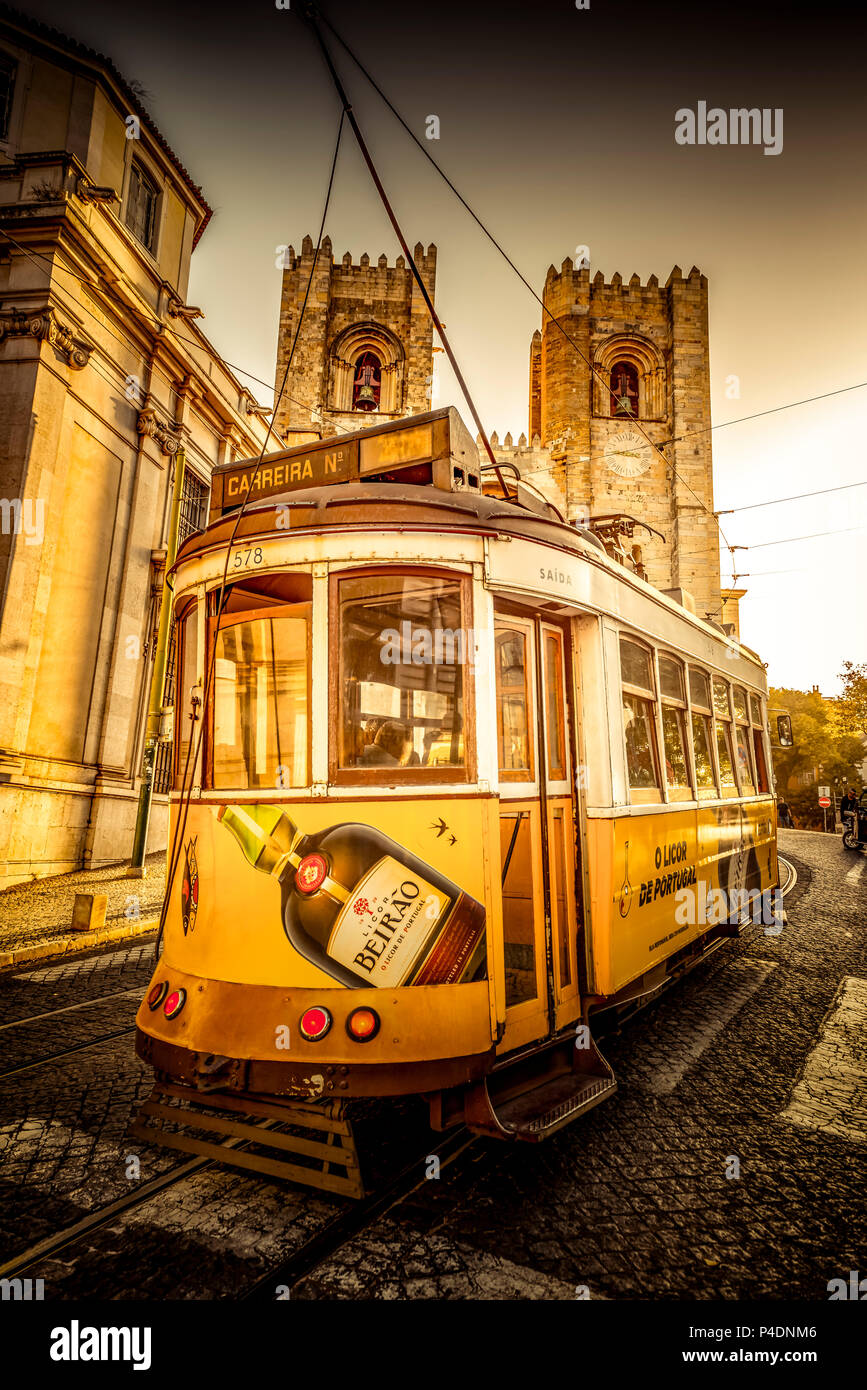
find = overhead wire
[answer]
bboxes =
[153,106,346,960]
[315,8,737,557]
[4,215,863,524]
[316,8,867,569]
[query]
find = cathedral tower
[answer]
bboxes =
[273,235,437,440]
[528,262,721,621]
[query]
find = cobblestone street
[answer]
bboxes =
[0,829,864,1301]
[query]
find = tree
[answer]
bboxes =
[837,661,867,738]
[769,685,864,826]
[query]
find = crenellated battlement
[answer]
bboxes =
[542,260,704,314]
[281,235,437,279]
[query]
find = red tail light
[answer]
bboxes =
[346,1006,380,1042]
[299,1006,332,1041]
[163,988,186,1020]
[147,981,168,1011]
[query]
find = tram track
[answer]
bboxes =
[0,1025,139,1080]
[241,1123,481,1301]
[0,857,800,1295]
[0,988,142,1032]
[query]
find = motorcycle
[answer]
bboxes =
[842,806,866,851]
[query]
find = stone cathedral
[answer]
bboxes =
[274,242,726,625]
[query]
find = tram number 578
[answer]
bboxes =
[232,547,264,569]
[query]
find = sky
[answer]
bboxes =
[19,0,867,694]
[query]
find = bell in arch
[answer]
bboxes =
[353,351,381,411]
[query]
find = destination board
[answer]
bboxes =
[208,407,481,520]
[216,441,355,512]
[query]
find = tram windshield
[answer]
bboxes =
[335,571,468,775]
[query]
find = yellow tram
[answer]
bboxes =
[135,406,778,1161]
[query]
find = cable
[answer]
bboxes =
[317,10,735,558]
[717,479,867,515]
[154,106,346,960]
[734,523,867,550]
[303,8,508,496]
[663,381,867,449]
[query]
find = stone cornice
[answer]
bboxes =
[0,303,92,369]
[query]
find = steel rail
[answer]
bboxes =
[241,1123,480,1300]
[0,1025,138,1080]
[0,989,142,1032]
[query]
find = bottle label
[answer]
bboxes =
[328,856,450,987]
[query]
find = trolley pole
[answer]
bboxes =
[128,449,186,878]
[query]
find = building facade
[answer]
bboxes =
[0,8,268,886]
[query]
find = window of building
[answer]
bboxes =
[750,693,770,793]
[0,51,16,143]
[211,608,309,788]
[610,361,639,418]
[732,685,756,794]
[352,351,382,412]
[125,161,159,252]
[620,637,661,798]
[178,470,209,545]
[334,571,470,781]
[658,654,691,795]
[496,622,534,781]
[712,676,737,790]
[689,668,717,795]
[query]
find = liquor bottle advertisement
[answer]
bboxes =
[164,799,493,990]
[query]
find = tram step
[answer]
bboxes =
[493,1070,617,1139]
[129,1083,365,1199]
[464,1033,617,1141]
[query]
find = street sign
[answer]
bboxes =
[818,796,831,808]
[818,785,830,798]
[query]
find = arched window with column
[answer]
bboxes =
[327,323,405,416]
[593,334,666,420]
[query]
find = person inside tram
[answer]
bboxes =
[358,716,386,763]
[361,720,409,766]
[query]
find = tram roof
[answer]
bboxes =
[180,406,762,666]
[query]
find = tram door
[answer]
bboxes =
[495,607,581,1053]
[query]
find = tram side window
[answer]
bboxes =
[688,668,717,795]
[713,677,737,790]
[544,631,567,782]
[335,572,468,778]
[496,624,534,781]
[658,655,691,795]
[620,638,661,798]
[212,611,309,788]
[732,686,756,794]
[750,693,770,793]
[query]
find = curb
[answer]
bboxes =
[0,917,160,973]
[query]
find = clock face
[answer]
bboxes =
[604,428,653,479]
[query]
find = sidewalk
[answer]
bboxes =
[0,851,166,970]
